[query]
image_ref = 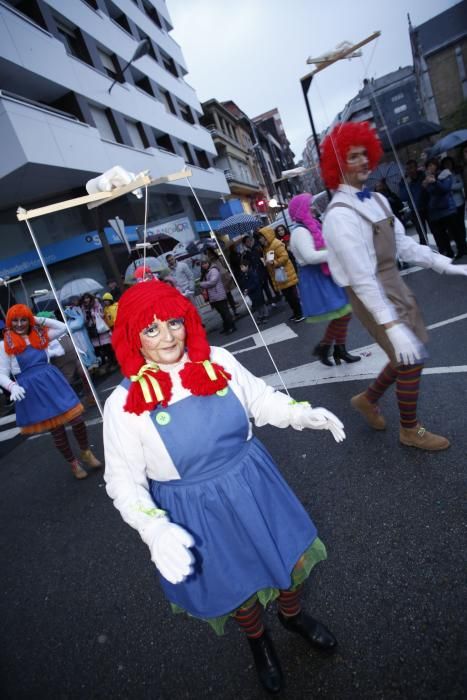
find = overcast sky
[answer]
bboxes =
[168,0,457,159]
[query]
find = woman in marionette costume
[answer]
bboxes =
[0,304,101,479]
[103,280,346,694]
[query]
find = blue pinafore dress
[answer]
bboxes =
[15,345,81,428]
[146,383,319,619]
[290,224,351,322]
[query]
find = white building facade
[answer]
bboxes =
[0,0,229,298]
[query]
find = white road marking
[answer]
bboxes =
[261,312,467,389]
[222,323,298,355]
[0,413,16,426]
[0,426,21,441]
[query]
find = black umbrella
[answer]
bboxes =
[383,120,441,149]
[367,162,403,195]
[428,129,467,156]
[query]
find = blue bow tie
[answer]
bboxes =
[356,188,372,201]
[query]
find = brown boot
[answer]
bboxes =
[350,392,386,430]
[70,458,88,479]
[80,448,102,468]
[400,424,450,451]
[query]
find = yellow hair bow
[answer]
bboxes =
[130,363,164,403]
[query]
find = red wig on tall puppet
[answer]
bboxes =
[320,121,383,190]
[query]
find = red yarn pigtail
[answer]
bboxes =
[124,367,173,415]
[179,360,231,396]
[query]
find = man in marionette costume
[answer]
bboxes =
[321,121,467,450]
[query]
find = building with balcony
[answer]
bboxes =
[0,0,229,297]
[199,99,264,214]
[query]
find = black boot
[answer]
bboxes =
[247,631,283,694]
[278,611,337,652]
[332,344,361,365]
[312,343,333,367]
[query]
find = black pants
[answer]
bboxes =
[454,204,467,254]
[281,285,302,319]
[428,215,457,257]
[212,299,235,331]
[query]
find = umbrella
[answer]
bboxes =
[124,256,166,284]
[59,278,103,302]
[428,129,467,157]
[383,120,441,149]
[367,161,403,195]
[216,213,261,239]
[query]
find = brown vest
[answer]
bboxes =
[326,194,428,364]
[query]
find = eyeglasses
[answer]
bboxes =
[141,318,184,338]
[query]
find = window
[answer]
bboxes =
[89,105,122,142]
[391,92,405,102]
[161,90,176,115]
[155,132,175,153]
[160,49,178,77]
[180,142,195,165]
[178,101,195,124]
[82,0,99,9]
[125,120,148,149]
[394,104,407,114]
[131,68,155,96]
[98,49,123,82]
[106,1,133,34]
[195,149,210,169]
[56,20,92,65]
[135,29,158,61]
[8,0,47,29]
[142,0,162,28]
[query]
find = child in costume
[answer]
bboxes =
[321,121,467,450]
[288,192,361,366]
[0,304,101,478]
[103,280,345,694]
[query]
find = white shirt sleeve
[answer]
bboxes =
[290,226,328,266]
[35,317,68,341]
[324,208,398,325]
[393,216,454,272]
[0,342,14,391]
[213,347,315,429]
[103,388,165,537]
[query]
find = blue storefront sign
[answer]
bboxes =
[0,226,138,278]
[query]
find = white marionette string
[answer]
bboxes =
[22,217,104,418]
[182,176,292,398]
[142,183,149,279]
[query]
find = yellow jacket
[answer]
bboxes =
[103,302,118,329]
[259,226,298,290]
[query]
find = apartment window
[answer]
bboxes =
[82,0,99,9]
[160,49,178,77]
[161,90,176,115]
[89,105,122,142]
[125,120,148,149]
[8,0,47,29]
[180,142,195,165]
[142,0,162,28]
[195,149,210,169]
[155,132,175,153]
[106,1,133,34]
[391,92,405,102]
[98,49,123,82]
[135,29,158,61]
[178,101,195,125]
[394,104,407,114]
[56,20,93,65]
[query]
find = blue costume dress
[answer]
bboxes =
[14,345,82,431]
[136,381,323,622]
[290,225,351,322]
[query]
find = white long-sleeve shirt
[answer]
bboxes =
[0,317,68,391]
[103,346,317,540]
[289,225,329,266]
[322,185,453,325]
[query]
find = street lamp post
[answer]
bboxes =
[108,38,151,94]
[299,32,381,181]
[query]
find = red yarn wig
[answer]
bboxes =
[3,304,49,356]
[320,121,383,190]
[112,280,230,414]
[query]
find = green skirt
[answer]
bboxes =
[170,537,327,635]
[305,303,352,324]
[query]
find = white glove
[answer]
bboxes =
[443,264,467,277]
[386,323,424,365]
[292,405,346,443]
[141,517,195,584]
[10,383,26,401]
[85,165,142,199]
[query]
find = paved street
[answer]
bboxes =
[1,265,466,699]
